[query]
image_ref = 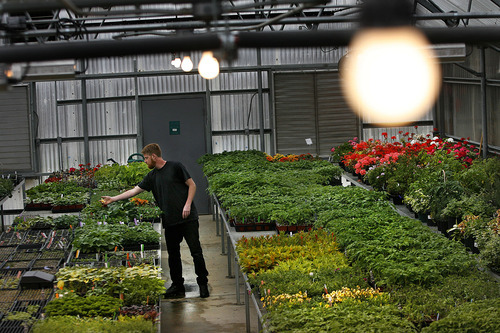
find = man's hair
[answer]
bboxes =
[142,143,162,157]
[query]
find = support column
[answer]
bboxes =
[257,48,265,152]
[479,46,488,158]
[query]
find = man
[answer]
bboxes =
[101,143,209,298]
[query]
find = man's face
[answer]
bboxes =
[144,154,156,169]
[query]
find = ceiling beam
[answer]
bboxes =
[0,27,499,64]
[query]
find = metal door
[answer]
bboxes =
[140,96,209,214]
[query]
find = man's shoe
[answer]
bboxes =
[199,284,210,298]
[164,284,185,298]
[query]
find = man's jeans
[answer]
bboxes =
[165,219,209,286]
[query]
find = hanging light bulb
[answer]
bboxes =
[181,56,193,72]
[198,51,219,80]
[341,27,441,124]
[171,56,181,68]
[340,0,441,125]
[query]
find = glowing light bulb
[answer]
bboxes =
[341,27,441,125]
[181,56,193,72]
[198,51,219,80]
[171,57,181,68]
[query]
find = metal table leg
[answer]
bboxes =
[245,286,251,333]
[226,234,233,278]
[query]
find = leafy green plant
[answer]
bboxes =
[249,255,368,299]
[55,265,164,300]
[5,305,40,332]
[266,301,416,333]
[32,316,155,333]
[429,179,465,221]
[390,272,500,328]
[73,224,123,253]
[53,214,79,229]
[44,294,122,317]
[94,163,150,190]
[236,230,340,273]
[0,178,14,199]
[421,298,500,333]
[119,223,161,247]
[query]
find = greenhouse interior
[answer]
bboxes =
[0,0,499,332]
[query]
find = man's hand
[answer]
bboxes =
[182,204,191,219]
[100,196,114,206]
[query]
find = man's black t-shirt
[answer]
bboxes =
[138,161,198,226]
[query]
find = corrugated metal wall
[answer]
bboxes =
[0,86,32,173]
[274,71,358,157]
[437,46,500,149]
[35,41,345,173]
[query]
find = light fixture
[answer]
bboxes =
[181,56,193,72]
[340,0,442,125]
[198,51,219,80]
[171,56,181,68]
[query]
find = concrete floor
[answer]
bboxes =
[160,215,259,333]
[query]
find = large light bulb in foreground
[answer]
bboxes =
[341,27,441,124]
[181,56,193,72]
[198,51,219,80]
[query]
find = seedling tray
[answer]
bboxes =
[9,250,40,262]
[0,319,24,333]
[24,203,52,211]
[0,271,23,290]
[16,288,53,301]
[0,260,34,271]
[39,249,68,260]
[0,246,16,261]
[0,232,26,247]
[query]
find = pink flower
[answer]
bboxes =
[331,147,335,152]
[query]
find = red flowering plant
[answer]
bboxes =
[330,138,357,164]
[45,163,102,188]
[337,133,481,200]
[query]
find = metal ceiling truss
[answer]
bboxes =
[0,0,498,64]
[0,0,497,43]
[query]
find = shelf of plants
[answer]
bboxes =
[0,162,165,333]
[199,142,500,333]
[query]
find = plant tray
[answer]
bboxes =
[121,243,160,251]
[234,223,276,232]
[69,251,101,262]
[31,258,63,270]
[1,260,34,271]
[0,319,24,333]
[0,301,15,316]
[16,243,44,251]
[140,217,161,223]
[51,204,85,213]
[30,267,59,275]
[39,249,68,260]
[0,232,26,247]
[24,203,53,211]
[9,250,40,261]
[10,299,47,316]
[276,225,313,233]
[42,230,71,251]
[0,271,23,290]
[16,288,53,301]
[115,258,160,267]
[0,289,19,304]
[0,246,16,261]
